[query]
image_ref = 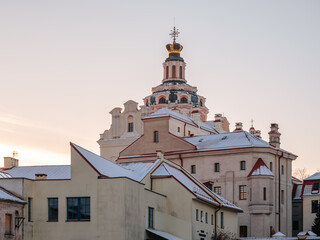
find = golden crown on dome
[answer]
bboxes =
[166,26,183,54]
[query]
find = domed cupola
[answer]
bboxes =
[142,27,209,122]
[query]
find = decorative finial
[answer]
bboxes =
[169,26,180,43]
[251,119,254,127]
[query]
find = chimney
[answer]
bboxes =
[4,151,19,168]
[268,123,281,148]
[191,109,201,127]
[233,122,243,132]
[214,114,223,133]
[35,174,47,180]
[254,130,262,138]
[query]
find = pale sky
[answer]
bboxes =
[0,1,319,174]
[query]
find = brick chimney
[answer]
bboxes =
[268,123,281,148]
[214,114,223,132]
[233,122,243,132]
[4,152,19,168]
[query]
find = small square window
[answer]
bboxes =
[214,187,221,195]
[214,163,220,172]
[67,197,90,221]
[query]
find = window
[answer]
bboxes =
[5,214,12,235]
[211,214,213,225]
[148,207,154,228]
[166,66,169,79]
[239,185,247,200]
[240,161,246,170]
[281,190,284,204]
[67,197,90,221]
[172,65,176,78]
[48,198,58,222]
[263,187,267,201]
[205,212,208,223]
[207,183,213,191]
[179,66,182,78]
[191,165,196,174]
[177,127,180,132]
[281,165,284,175]
[159,97,166,104]
[220,212,224,229]
[153,131,159,143]
[312,200,319,213]
[200,210,203,222]
[240,226,248,237]
[214,186,221,195]
[293,221,299,230]
[181,97,188,103]
[250,188,252,201]
[196,209,199,221]
[214,163,220,172]
[270,162,273,172]
[313,183,319,192]
[128,116,134,132]
[28,197,32,222]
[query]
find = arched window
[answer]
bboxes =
[166,66,169,79]
[159,97,166,104]
[180,97,188,103]
[179,66,182,79]
[128,115,134,132]
[200,100,203,107]
[172,65,176,78]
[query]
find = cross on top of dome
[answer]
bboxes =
[169,26,180,43]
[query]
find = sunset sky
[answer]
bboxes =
[1,1,319,174]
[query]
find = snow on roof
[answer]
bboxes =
[293,185,302,200]
[248,158,273,177]
[72,143,141,180]
[118,160,160,182]
[0,187,25,203]
[185,131,271,151]
[305,172,320,180]
[142,108,217,133]
[0,171,12,178]
[302,184,320,197]
[151,162,242,211]
[3,165,71,180]
[146,228,182,240]
[273,232,286,237]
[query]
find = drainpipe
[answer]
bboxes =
[214,206,221,240]
[184,123,186,137]
[278,151,283,232]
[179,154,184,167]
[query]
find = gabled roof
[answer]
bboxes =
[248,158,273,177]
[0,187,26,204]
[151,162,242,212]
[305,172,320,180]
[2,165,70,180]
[142,108,218,133]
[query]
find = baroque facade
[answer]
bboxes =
[98,29,297,237]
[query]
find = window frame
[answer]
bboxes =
[214,163,220,172]
[281,165,284,175]
[48,197,59,222]
[240,161,246,170]
[312,183,319,192]
[191,165,196,174]
[128,122,134,132]
[196,209,199,221]
[240,226,248,237]
[153,131,159,143]
[312,200,319,213]
[148,207,154,228]
[5,214,12,235]
[220,212,224,229]
[28,197,32,222]
[239,185,247,200]
[214,186,221,195]
[263,187,267,201]
[66,197,90,222]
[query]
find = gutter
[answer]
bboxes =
[214,206,221,240]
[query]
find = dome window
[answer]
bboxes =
[172,65,176,78]
[180,97,188,104]
[179,66,182,79]
[159,97,166,104]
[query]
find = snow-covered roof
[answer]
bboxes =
[142,108,217,133]
[118,161,159,182]
[248,158,273,177]
[3,165,71,180]
[302,184,320,197]
[0,187,25,203]
[0,171,12,178]
[185,131,271,151]
[305,172,320,180]
[293,185,302,200]
[151,162,242,211]
[146,228,182,240]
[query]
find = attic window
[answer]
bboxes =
[313,183,319,192]
[221,136,227,140]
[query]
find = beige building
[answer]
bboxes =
[0,143,241,240]
[116,109,297,237]
[301,172,320,232]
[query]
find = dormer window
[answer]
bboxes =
[128,116,134,132]
[312,183,319,193]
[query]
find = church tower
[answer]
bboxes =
[142,27,209,121]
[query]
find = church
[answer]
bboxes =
[98,27,297,237]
